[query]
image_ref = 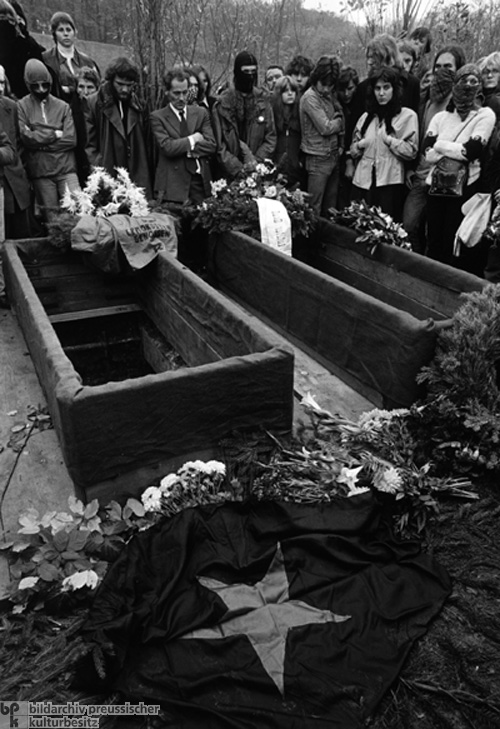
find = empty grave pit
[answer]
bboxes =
[4,240,294,502]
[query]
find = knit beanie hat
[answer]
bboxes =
[50,11,75,35]
[24,58,52,86]
[452,63,481,117]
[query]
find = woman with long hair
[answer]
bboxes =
[271,74,303,186]
[350,66,418,221]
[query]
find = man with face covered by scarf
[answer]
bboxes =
[17,58,80,221]
[423,63,496,269]
[212,50,276,180]
[402,46,465,253]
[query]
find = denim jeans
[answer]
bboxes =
[33,172,80,221]
[402,176,428,253]
[304,154,339,216]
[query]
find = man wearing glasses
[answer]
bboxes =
[17,58,79,221]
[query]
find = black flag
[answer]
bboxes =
[80,495,450,728]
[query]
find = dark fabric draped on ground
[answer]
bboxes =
[78,497,451,728]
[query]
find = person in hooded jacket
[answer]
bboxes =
[17,58,79,220]
[211,50,276,180]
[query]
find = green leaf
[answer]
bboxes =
[37,562,61,582]
[67,529,88,552]
[68,495,85,516]
[61,550,82,561]
[84,500,99,519]
[126,498,145,517]
[105,501,122,521]
[53,530,69,552]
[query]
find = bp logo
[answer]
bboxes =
[0,703,29,729]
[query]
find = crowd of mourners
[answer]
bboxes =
[1,0,500,306]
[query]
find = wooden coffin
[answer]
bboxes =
[208,228,485,410]
[3,240,294,501]
[312,219,486,321]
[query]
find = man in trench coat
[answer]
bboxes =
[85,56,152,198]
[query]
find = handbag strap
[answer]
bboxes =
[449,110,478,145]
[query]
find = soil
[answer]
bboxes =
[372,478,500,729]
[1,477,499,727]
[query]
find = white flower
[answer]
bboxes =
[245,176,257,188]
[373,466,403,494]
[255,162,274,176]
[61,570,99,592]
[18,576,39,591]
[141,485,163,512]
[347,485,371,498]
[204,460,226,476]
[210,179,227,197]
[115,167,132,185]
[264,185,277,199]
[301,392,332,417]
[337,465,364,489]
[160,473,178,493]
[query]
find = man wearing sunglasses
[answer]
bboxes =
[17,58,79,221]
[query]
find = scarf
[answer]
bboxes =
[56,42,76,75]
[430,67,455,103]
[452,63,481,119]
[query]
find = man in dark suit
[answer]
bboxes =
[151,67,215,205]
[150,67,216,270]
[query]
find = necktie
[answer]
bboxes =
[179,109,189,137]
[179,109,197,175]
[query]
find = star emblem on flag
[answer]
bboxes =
[181,542,351,696]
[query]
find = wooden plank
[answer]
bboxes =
[141,321,186,374]
[48,303,142,323]
[218,289,378,418]
[317,246,450,320]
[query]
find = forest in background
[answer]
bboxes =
[19,0,500,108]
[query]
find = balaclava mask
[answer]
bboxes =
[234,50,258,94]
[452,63,481,119]
[430,67,455,103]
[0,0,19,51]
[24,58,52,101]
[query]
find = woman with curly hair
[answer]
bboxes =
[350,34,420,131]
[350,66,418,221]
